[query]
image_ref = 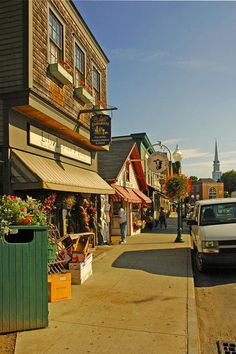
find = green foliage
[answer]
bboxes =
[221,170,236,195]
[189,176,198,183]
[0,195,47,237]
[165,174,191,201]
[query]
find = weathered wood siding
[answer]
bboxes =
[32,0,108,127]
[0,99,3,146]
[0,0,27,94]
[0,99,3,192]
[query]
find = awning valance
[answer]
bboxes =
[11,150,115,195]
[132,189,152,204]
[111,185,142,204]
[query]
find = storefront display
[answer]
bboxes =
[98,195,111,244]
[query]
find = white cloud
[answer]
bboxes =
[110,48,167,62]
[221,160,236,168]
[183,160,212,168]
[161,138,180,146]
[220,150,236,159]
[182,156,236,178]
[174,58,233,74]
[181,149,210,160]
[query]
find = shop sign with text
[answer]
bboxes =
[90,114,111,146]
[28,125,91,164]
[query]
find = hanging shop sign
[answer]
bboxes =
[147,151,169,173]
[90,114,111,146]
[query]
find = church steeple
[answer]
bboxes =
[212,139,222,181]
[214,139,219,162]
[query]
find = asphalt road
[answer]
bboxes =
[192,251,236,354]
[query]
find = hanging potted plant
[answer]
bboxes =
[164,174,192,201]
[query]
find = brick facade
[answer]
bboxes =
[191,178,224,201]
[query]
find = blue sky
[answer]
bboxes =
[75,0,236,178]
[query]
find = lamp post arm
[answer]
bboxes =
[147,142,172,162]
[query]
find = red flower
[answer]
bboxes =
[79,79,85,86]
[97,99,107,108]
[60,60,69,66]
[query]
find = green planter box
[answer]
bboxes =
[0,226,48,334]
[48,63,73,85]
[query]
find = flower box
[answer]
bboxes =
[48,63,73,85]
[74,86,95,105]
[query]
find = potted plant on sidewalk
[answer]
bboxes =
[0,195,47,238]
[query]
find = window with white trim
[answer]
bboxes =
[49,11,63,64]
[74,44,85,88]
[209,187,217,199]
[126,161,130,182]
[92,66,100,104]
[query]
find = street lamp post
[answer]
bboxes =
[172,145,184,243]
[154,141,172,175]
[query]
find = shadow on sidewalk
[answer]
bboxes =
[112,248,191,278]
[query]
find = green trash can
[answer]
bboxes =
[0,225,48,333]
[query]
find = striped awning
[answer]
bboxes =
[132,189,152,204]
[11,150,115,195]
[111,185,142,204]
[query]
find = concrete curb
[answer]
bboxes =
[187,244,201,354]
[92,251,107,262]
[91,245,113,262]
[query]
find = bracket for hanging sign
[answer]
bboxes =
[78,105,118,119]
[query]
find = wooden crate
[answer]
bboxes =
[69,254,93,285]
[48,272,72,302]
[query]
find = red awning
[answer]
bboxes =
[110,193,122,202]
[126,188,143,204]
[133,189,152,204]
[111,185,142,204]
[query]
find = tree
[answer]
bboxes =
[221,170,236,195]
[189,176,198,183]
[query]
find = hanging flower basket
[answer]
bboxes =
[164,174,192,201]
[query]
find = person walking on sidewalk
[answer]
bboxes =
[118,205,127,244]
[159,207,167,229]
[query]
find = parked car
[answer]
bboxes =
[187,198,236,272]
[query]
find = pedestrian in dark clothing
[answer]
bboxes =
[159,207,167,229]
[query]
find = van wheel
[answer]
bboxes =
[195,251,207,272]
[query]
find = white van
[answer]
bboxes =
[188,198,236,272]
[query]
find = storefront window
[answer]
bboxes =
[132,204,141,230]
[112,201,122,216]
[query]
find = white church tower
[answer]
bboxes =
[212,139,222,181]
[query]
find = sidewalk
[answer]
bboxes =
[15,217,200,354]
